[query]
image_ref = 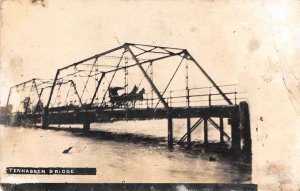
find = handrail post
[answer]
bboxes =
[186,89,190,108]
[146,93,149,108]
[235,91,237,105]
[209,87,212,107]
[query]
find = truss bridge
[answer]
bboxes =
[1,43,251,154]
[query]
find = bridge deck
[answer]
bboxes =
[19,105,239,124]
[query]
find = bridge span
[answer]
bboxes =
[1,43,251,155]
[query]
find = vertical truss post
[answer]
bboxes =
[124,57,129,95]
[185,58,190,108]
[124,57,129,109]
[90,72,106,107]
[150,62,154,108]
[70,80,83,106]
[32,79,42,115]
[185,61,191,148]
[186,51,233,105]
[43,69,60,128]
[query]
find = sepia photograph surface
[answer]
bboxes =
[0,0,299,190]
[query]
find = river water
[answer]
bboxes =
[0,119,251,184]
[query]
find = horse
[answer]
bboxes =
[109,86,145,108]
[130,88,145,107]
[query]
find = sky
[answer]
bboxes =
[1,0,300,189]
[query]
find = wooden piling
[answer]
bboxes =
[83,113,91,132]
[204,117,208,144]
[186,117,191,148]
[167,116,173,149]
[41,114,48,129]
[220,117,224,143]
[231,116,241,153]
[83,121,90,131]
[239,101,251,155]
[12,114,22,126]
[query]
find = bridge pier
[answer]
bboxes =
[83,113,91,132]
[239,101,251,155]
[11,114,22,126]
[231,116,241,153]
[41,115,48,129]
[83,121,90,132]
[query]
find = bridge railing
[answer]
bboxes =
[94,84,246,110]
[165,84,246,108]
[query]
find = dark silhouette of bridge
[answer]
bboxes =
[1,43,251,154]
